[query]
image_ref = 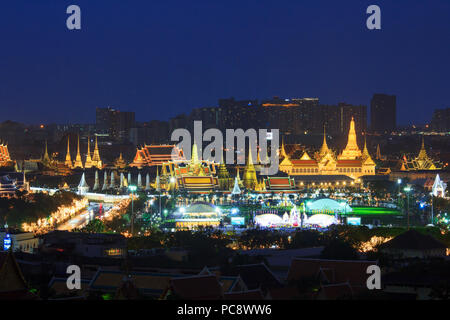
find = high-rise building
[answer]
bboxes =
[431,108,450,132]
[370,94,396,133]
[95,107,135,142]
[338,103,367,136]
[130,120,170,146]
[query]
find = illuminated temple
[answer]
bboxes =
[156,143,220,193]
[400,138,442,171]
[64,135,103,170]
[0,143,12,167]
[130,144,185,168]
[279,117,376,179]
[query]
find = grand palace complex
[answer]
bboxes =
[0,117,446,195]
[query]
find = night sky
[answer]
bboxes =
[0,0,449,125]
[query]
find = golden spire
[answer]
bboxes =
[42,140,51,164]
[280,138,288,158]
[92,135,102,168]
[64,136,72,167]
[418,137,428,159]
[243,147,257,190]
[85,137,93,168]
[191,141,199,166]
[319,126,330,156]
[376,144,381,160]
[338,117,362,160]
[362,136,375,165]
[73,135,84,168]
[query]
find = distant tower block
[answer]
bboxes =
[102,171,108,191]
[93,170,99,191]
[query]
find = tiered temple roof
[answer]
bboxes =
[401,137,442,171]
[130,144,185,168]
[279,118,376,179]
[0,143,12,166]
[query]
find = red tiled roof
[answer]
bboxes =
[291,160,318,166]
[336,160,362,167]
[287,258,376,288]
[170,275,223,300]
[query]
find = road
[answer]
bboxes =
[57,203,113,231]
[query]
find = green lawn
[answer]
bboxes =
[350,206,401,216]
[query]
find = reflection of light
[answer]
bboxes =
[179,207,185,213]
[231,208,239,214]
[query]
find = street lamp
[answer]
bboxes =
[404,186,412,230]
[397,179,402,206]
[129,185,137,235]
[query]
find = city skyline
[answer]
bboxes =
[0,1,449,125]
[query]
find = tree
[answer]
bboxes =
[81,219,105,233]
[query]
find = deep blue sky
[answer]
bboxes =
[0,0,449,125]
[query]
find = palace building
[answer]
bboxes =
[130,144,185,168]
[155,143,220,193]
[401,138,442,171]
[279,117,376,179]
[0,143,12,167]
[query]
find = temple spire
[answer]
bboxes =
[137,172,142,188]
[92,135,103,168]
[42,140,51,165]
[145,173,151,191]
[362,136,375,165]
[73,135,84,169]
[319,126,330,157]
[65,136,72,167]
[85,137,93,168]
[376,144,382,160]
[102,171,108,191]
[243,147,257,190]
[338,117,362,160]
[191,142,199,166]
[231,176,241,195]
[418,137,428,159]
[77,172,89,195]
[280,138,288,158]
[93,170,100,191]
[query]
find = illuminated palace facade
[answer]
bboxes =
[400,138,442,171]
[130,144,185,168]
[0,143,12,167]
[155,143,221,193]
[279,117,376,179]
